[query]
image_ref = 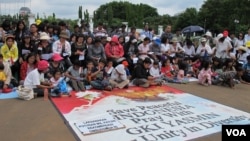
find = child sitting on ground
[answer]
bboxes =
[50,69,69,97]
[176,61,189,83]
[161,59,175,83]
[65,60,85,92]
[83,60,96,85]
[104,59,114,79]
[192,55,202,78]
[198,61,213,86]
[150,61,164,84]
[90,59,113,91]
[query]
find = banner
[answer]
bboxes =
[51,86,250,141]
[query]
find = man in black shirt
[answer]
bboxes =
[132,58,160,88]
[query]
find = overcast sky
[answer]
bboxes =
[0,0,205,19]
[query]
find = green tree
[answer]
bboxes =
[107,5,113,27]
[94,1,159,28]
[52,13,56,21]
[78,6,82,20]
[173,8,199,31]
[84,9,90,23]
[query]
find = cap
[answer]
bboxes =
[52,53,63,61]
[205,31,212,37]
[154,38,161,46]
[122,60,129,67]
[37,60,49,71]
[115,64,126,75]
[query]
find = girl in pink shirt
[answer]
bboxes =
[198,61,213,86]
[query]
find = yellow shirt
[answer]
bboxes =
[0,71,6,81]
[0,43,19,63]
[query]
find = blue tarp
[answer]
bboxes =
[0,91,18,99]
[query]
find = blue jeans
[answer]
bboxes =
[90,79,109,90]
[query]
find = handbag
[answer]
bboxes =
[17,85,34,100]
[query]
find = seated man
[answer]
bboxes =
[109,64,130,89]
[132,58,161,88]
[24,60,53,98]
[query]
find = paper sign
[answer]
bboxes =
[79,55,85,60]
[63,53,69,57]
[22,49,30,55]
[41,53,52,60]
[132,57,138,64]
[74,114,125,135]
[148,52,154,55]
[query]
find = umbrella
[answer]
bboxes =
[181,25,204,33]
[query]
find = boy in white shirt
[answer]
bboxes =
[149,61,164,84]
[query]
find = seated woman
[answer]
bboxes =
[168,37,185,58]
[105,36,124,64]
[137,37,150,60]
[0,35,19,80]
[52,31,72,69]
[236,46,248,66]
[87,38,106,65]
[24,60,53,98]
[19,53,38,84]
[18,34,37,64]
[37,32,53,61]
[70,34,87,66]
[123,35,138,72]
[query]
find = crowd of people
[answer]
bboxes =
[0,19,250,97]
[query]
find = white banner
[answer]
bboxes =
[64,93,250,141]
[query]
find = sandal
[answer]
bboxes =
[104,86,113,91]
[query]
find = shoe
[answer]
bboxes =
[2,88,12,93]
[157,82,162,86]
[124,85,129,89]
[104,86,113,91]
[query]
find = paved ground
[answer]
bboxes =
[0,82,249,141]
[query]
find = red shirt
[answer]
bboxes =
[161,66,173,77]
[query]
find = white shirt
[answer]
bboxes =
[52,40,71,56]
[196,44,212,56]
[169,43,184,57]
[110,65,127,81]
[244,34,250,43]
[149,66,161,78]
[161,43,170,53]
[183,45,195,56]
[215,40,232,58]
[24,69,43,89]
[237,53,249,64]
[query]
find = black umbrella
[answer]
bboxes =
[182,25,204,33]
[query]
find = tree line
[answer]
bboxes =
[1,0,249,35]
